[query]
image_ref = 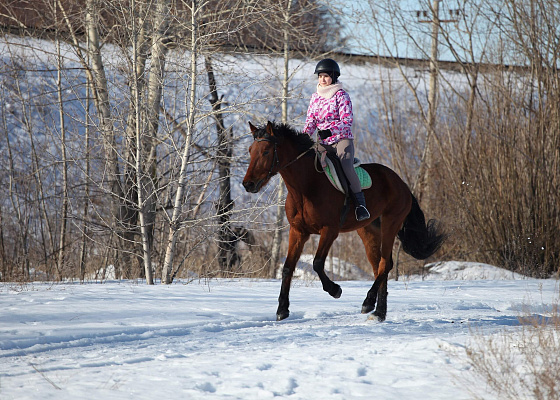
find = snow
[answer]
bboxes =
[1,263,558,400]
[420,261,527,281]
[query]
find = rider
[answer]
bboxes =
[303,58,371,222]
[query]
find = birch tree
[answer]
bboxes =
[84,0,131,277]
[161,0,199,284]
[55,4,69,281]
[79,71,92,282]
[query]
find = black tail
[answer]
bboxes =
[397,195,446,260]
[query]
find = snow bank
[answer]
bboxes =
[417,261,527,281]
[280,257,526,283]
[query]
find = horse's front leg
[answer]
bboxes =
[277,227,310,321]
[313,228,342,298]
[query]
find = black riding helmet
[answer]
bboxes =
[314,58,340,83]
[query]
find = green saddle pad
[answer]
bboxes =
[324,161,372,193]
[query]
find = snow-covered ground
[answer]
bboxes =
[1,263,558,400]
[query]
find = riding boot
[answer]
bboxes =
[353,191,371,221]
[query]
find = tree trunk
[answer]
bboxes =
[79,68,91,283]
[416,0,440,209]
[269,0,295,278]
[138,0,172,283]
[205,57,239,273]
[55,18,68,281]
[86,0,127,277]
[161,0,198,284]
[0,206,6,280]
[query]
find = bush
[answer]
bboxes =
[465,301,560,399]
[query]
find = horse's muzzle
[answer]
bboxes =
[242,180,260,193]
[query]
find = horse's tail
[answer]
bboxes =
[397,194,447,260]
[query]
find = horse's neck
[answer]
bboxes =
[279,152,318,196]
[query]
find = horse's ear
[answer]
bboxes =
[248,122,258,137]
[266,121,275,137]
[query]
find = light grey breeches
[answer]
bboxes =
[317,138,361,194]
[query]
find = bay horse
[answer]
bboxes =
[242,121,446,321]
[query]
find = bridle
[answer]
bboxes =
[254,137,314,181]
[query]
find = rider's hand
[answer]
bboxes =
[318,129,331,140]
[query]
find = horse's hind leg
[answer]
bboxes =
[277,227,310,321]
[357,223,381,315]
[359,215,401,321]
[373,278,389,321]
[313,227,342,298]
[374,213,406,321]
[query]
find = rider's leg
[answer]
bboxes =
[336,139,370,221]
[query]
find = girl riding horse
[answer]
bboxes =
[243,121,446,321]
[303,58,370,221]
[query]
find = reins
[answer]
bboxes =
[254,132,348,227]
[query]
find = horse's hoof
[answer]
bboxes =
[372,310,386,322]
[330,285,342,299]
[366,313,385,322]
[361,304,375,314]
[276,311,289,321]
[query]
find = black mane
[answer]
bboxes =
[255,121,315,154]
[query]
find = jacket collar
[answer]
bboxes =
[316,82,344,99]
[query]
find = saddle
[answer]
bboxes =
[320,152,372,194]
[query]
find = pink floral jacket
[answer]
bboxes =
[303,84,353,145]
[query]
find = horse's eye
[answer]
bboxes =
[263,151,270,156]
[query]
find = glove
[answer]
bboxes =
[318,129,332,140]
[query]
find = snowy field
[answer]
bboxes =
[1,263,558,400]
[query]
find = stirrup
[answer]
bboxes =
[355,205,370,221]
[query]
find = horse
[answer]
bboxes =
[242,121,446,321]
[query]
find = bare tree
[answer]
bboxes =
[360,0,560,275]
[84,0,131,277]
[55,4,69,281]
[161,0,200,284]
[204,56,240,272]
[78,69,92,282]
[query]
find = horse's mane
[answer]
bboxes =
[256,121,315,154]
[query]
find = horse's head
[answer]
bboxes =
[242,121,281,193]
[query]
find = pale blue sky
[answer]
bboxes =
[334,0,505,64]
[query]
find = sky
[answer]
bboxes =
[335,0,503,63]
